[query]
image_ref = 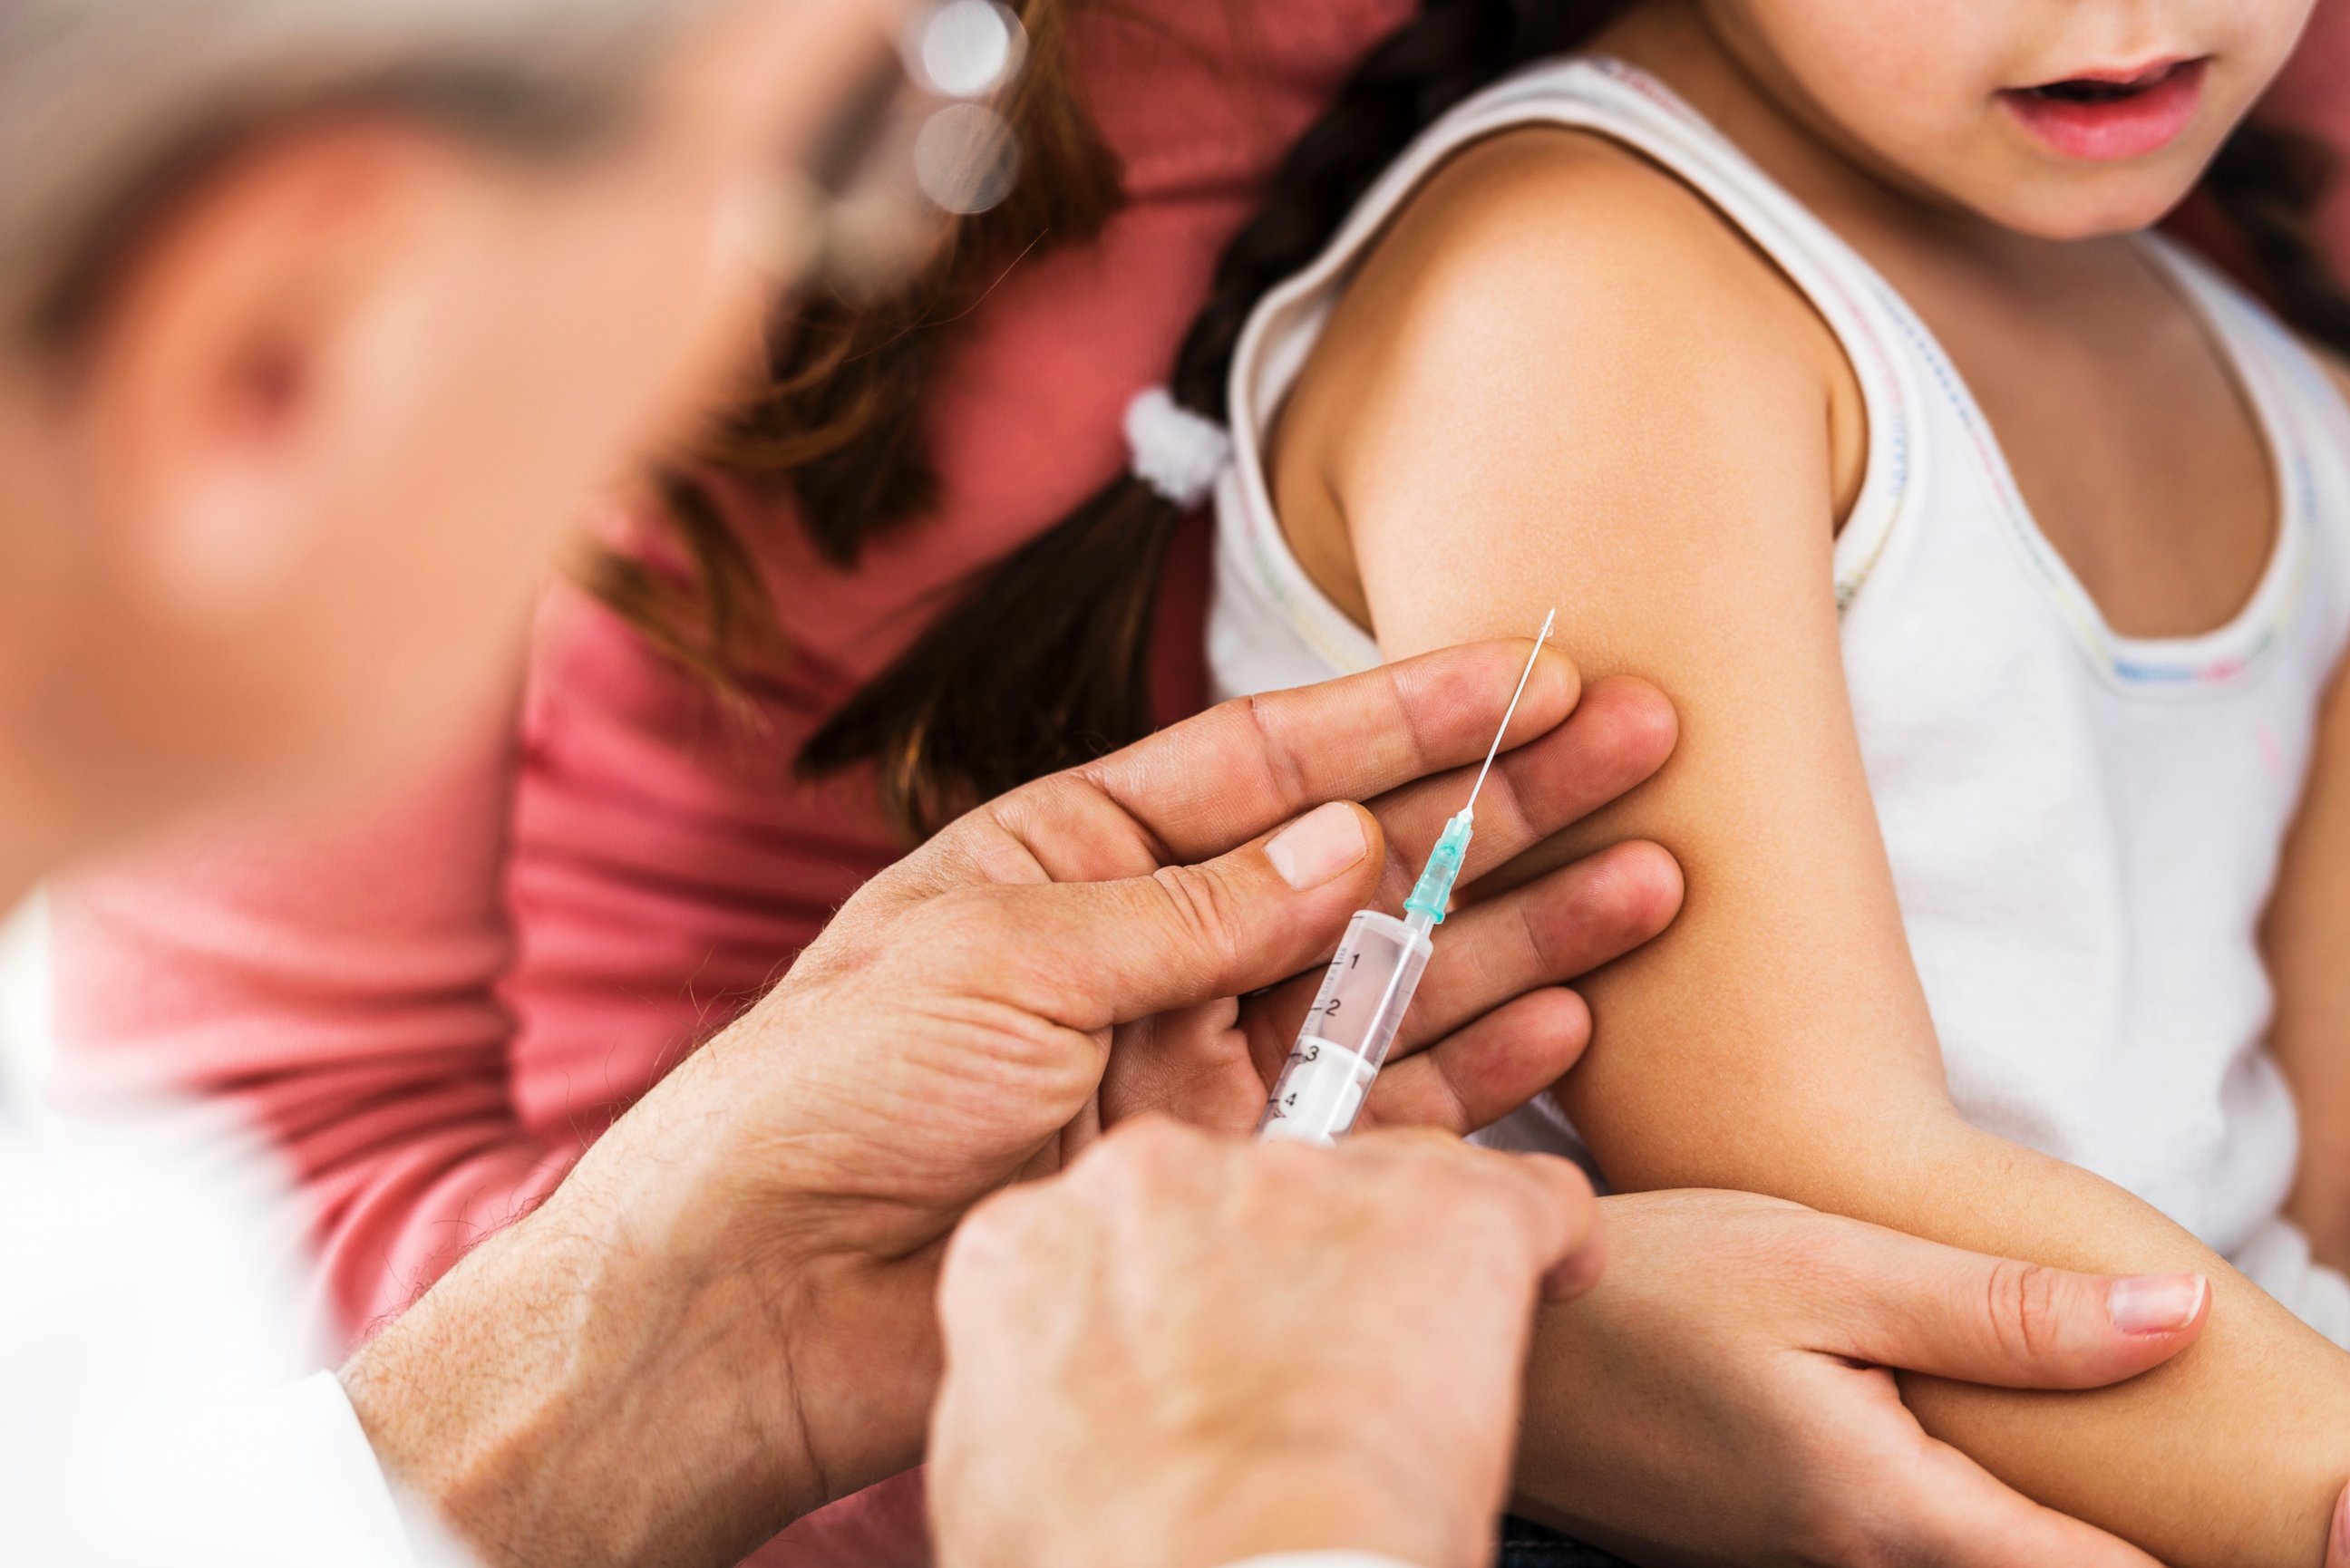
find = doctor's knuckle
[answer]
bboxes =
[1146,862,1247,969]
[1233,691,1316,807]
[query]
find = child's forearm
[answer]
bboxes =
[1614,1108,2350,1565]
[1885,1125,2349,1566]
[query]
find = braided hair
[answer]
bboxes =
[806,0,2350,837]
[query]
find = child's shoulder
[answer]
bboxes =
[1289,123,1857,508]
[1384,128,1793,308]
[1318,123,1843,410]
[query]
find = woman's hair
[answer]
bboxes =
[798,0,2350,837]
[2203,121,2350,358]
[2,0,693,345]
[586,0,1123,692]
[803,0,1640,834]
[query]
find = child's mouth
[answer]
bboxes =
[1998,57,2209,162]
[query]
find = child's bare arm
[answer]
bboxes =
[2269,634,2350,1270]
[1278,132,2350,1567]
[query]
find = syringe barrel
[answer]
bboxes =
[1258,909,1434,1146]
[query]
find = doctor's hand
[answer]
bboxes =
[930,1118,1603,1568]
[1514,1190,2212,1568]
[345,640,1676,1568]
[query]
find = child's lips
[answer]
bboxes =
[1997,57,2209,162]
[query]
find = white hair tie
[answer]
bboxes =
[1124,387,1233,510]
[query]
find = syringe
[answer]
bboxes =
[1258,611,1558,1145]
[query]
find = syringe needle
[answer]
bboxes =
[1264,608,1559,1143]
[1462,608,1557,816]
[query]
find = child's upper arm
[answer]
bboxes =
[1279,130,1961,1199]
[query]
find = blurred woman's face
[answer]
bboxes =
[0,0,921,850]
[257,0,918,783]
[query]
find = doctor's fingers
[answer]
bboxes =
[1242,839,1682,1126]
[1357,675,1677,905]
[992,641,1583,883]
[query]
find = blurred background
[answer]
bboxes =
[1,895,50,1134]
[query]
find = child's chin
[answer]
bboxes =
[1977,175,2204,242]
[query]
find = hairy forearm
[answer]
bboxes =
[342,1166,823,1568]
[1550,1100,2350,1566]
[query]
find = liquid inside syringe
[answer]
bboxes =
[1258,905,1434,1142]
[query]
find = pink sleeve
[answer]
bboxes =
[47,711,572,1346]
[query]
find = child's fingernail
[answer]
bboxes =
[1266,802,1368,889]
[2107,1273,2207,1334]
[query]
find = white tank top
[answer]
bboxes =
[1205,56,2350,1341]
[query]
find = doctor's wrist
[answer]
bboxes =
[556,1029,954,1481]
[344,1166,829,1568]
[937,1442,1450,1568]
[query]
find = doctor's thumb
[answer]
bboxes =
[1012,799,1387,1024]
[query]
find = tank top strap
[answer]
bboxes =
[2144,237,2350,623]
